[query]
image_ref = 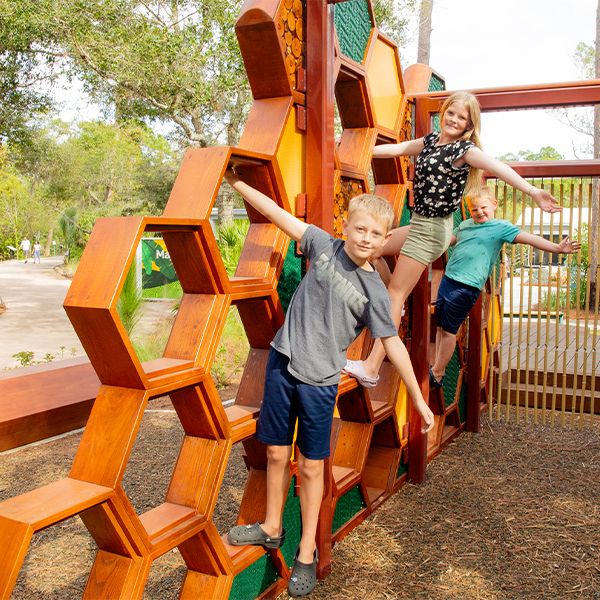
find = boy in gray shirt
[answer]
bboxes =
[225,169,433,597]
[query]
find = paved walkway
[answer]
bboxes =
[0,257,86,370]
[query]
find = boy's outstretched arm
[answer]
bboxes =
[224,170,308,242]
[514,232,581,254]
[381,335,434,433]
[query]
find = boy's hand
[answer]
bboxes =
[224,168,239,187]
[557,236,581,254]
[530,188,561,214]
[415,398,434,433]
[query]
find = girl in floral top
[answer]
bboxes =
[344,91,561,389]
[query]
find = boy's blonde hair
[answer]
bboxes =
[347,193,396,232]
[439,91,483,197]
[470,186,497,205]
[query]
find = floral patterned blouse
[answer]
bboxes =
[413,132,474,218]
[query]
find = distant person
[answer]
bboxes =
[33,241,41,264]
[19,237,31,263]
[428,187,580,387]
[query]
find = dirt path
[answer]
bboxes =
[2,414,598,599]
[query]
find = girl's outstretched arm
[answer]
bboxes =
[464,147,561,213]
[373,138,426,158]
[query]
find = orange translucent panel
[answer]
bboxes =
[366,38,404,132]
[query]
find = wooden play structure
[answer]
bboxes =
[1,1,600,598]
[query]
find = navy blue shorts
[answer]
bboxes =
[435,276,481,334]
[256,348,338,460]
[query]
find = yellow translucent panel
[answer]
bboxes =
[276,110,305,214]
[394,380,408,431]
[481,335,490,381]
[366,38,403,131]
[488,296,502,346]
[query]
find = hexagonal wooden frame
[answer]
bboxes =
[64,216,231,390]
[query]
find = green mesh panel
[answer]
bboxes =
[397,459,408,478]
[332,485,366,533]
[399,200,411,227]
[229,553,279,600]
[442,347,462,407]
[280,476,302,567]
[428,75,445,133]
[334,0,372,63]
[428,74,445,92]
[277,242,304,314]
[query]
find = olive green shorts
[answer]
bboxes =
[399,212,453,266]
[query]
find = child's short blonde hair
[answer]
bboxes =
[347,194,396,232]
[470,186,497,204]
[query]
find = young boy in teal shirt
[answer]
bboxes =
[429,187,580,388]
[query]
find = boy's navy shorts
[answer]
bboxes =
[435,275,481,334]
[257,348,338,460]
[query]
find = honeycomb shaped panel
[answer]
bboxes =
[64,217,231,390]
[240,97,305,216]
[372,134,408,186]
[333,0,374,64]
[235,0,294,99]
[335,59,373,129]
[365,33,405,135]
[362,414,401,506]
[330,417,372,497]
[165,147,292,304]
[71,381,233,591]
[337,127,378,178]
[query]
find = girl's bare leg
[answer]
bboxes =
[379,225,411,257]
[361,254,427,378]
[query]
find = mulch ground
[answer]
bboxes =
[1,407,599,600]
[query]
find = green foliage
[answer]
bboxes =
[373,0,418,45]
[498,146,565,162]
[0,0,250,146]
[11,351,35,367]
[573,41,595,79]
[211,308,249,389]
[117,265,143,334]
[217,220,249,275]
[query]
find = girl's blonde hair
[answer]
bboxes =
[439,91,482,196]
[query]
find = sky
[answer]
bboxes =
[56,0,597,159]
[401,0,597,159]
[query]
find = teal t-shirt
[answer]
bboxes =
[445,218,520,290]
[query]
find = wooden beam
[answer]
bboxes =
[412,79,600,111]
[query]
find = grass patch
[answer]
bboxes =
[142,280,183,299]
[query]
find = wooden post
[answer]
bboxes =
[306,0,335,578]
[407,268,430,483]
[466,295,483,432]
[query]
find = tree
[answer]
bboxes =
[498,147,565,162]
[417,0,433,64]
[0,1,250,148]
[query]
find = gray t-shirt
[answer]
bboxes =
[271,225,397,386]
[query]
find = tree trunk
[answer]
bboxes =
[417,0,433,65]
[216,121,237,228]
[44,228,53,257]
[590,0,600,308]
